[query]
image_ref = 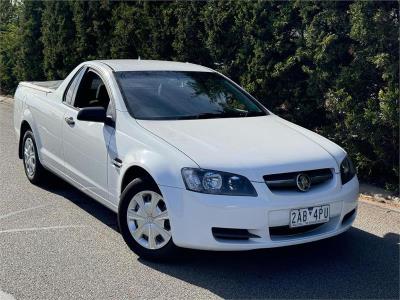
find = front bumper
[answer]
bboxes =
[159,175,359,251]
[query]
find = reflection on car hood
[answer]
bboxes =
[137,115,345,182]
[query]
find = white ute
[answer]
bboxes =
[14,60,359,260]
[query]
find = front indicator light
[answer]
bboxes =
[340,155,356,185]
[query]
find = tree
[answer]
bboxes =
[0,0,18,93]
[202,1,245,79]
[237,1,306,122]
[13,1,45,82]
[341,1,398,190]
[171,1,210,65]
[110,2,141,59]
[41,1,77,79]
[72,0,114,61]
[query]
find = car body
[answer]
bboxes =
[14,60,359,259]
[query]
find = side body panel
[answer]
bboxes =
[107,110,198,207]
[29,94,66,172]
[14,85,66,172]
[62,104,115,202]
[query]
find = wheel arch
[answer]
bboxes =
[18,120,32,159]
[120,165,159,195]
[18,105,43,162]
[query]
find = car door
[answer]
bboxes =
[62,68,115,201]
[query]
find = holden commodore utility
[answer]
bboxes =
[13,60,359,260]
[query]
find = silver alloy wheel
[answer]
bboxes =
[127,191,171,250]
[24,137,36,178]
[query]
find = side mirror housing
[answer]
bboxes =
[77,107,107,123]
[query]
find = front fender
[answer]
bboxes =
[119,148,195,192]
[109,111,199,204]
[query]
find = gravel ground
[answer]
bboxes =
[0,101,399,299]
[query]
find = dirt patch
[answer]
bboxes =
[359,194,400,212]
[0,95,13,104]
[358,183,399,211]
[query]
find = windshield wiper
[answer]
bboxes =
[196,112,227,119]
[171,111,264,120]
[245,111,265,117]
[171,112,226,120]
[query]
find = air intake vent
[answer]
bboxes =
[212,228,260,240]
[342,208,356,225]
[264,168,333,192]
[269,223,324,237]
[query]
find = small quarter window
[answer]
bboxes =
[64,67,85,105]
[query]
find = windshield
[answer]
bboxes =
[115,71,267,120]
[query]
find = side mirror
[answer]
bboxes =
[77,107,107,123]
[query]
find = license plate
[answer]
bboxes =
[290,205,330,228]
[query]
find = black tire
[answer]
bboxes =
[118,177,180,261]
[22,130,46,184]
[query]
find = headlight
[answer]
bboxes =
[181,168,257,196]
[340,155,356,185]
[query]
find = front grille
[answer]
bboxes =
[264,168,333,192]
[212,228,260,240]
[269,223,323,237]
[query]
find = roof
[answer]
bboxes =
[93,59,212,72]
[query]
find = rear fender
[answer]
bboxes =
[19,107,43,162]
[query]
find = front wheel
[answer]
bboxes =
[118,177,180,261]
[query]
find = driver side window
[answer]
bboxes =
[74,70,111,110]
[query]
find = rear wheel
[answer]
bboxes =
[118,178,179,261]
[22,130,46,184]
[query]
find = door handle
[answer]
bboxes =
[64,116,75,125]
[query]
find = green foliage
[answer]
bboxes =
[171,2,210,65]
[110,2,141,59]
[0,0,398,192]
[0,0,18,92]
[72,0,114,61]
[13,1,45,82]
[41,1,77,79]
